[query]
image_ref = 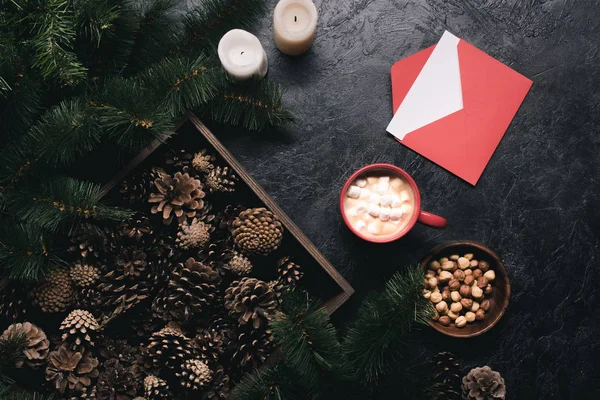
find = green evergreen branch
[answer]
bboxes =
[4,176,132,232]
[341,266,434,387]
[0,145,36,194]
[0,383,55,400]
[0,329,27,384]
[74,0,121,47]
[232,363,302,400]
[200,78,294,131]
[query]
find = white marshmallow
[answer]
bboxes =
[347,185,361,198]
[376,181,389,195]
[368,193,380,204]
[390,178,404,190]
[379,176,390,183]
[400,203,413,215]
[346,207,357,217]
[379,194,393,207]
[379,206,391,221]
[391,194,401,207]
[399,190,411,203]
[359,188,371,199]
[356,203,368,214]
[367,204,380,217]
[367,223,379,234]
[355,220,367,232]
[390,208,404,221]
[356,178,367,188]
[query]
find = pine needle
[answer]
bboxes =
[232,363,301,400]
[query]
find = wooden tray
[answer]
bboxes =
[99,113,354,315]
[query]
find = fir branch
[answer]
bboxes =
[74,0,121,47]
[0,383,55,400]
[270,289,344,393]
[200,78,294,131]
[0,76,10,97]
[0,220,64,281]
[0,145,36,194]
[341,266,434,387]
[181,0,265,53]
[4,176,132,232]
[28,98,102,167]
[142,54,218,117]
[232,363,302,400]
[0,329,27,374]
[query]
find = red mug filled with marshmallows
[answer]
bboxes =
[340,164,447,243]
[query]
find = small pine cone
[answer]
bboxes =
[192,149,216,175]
[146,323,195,370]
[116,247,148,277]
[119,174,149,204]
[176,217,214,250]
[60,310,100,349]
[121,215,154,244]
[227,326,274,371]
[226,250,252,276]
[1,322,49,368]
[230,208,283,256]
[267,280,285,301]
[277,257,304,285]
[69,263,100,288]
[31,268,74,313]
[144,375,171,400]
[98,338,140,368]
[165,148,194,173]
[177,359,213,390]
[201,365,230,400]
[428,352,461,400]
[224,278,277,329]
[462,366,506,400]
[194,328,224,365]
[95,359,137,400]
[0,280,28,323]
[216,205,246,231]
[204,166,237,193]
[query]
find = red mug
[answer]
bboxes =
[340,163,447,243]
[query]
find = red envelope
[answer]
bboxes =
[388,32,532,185]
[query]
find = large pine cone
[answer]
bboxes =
[116,247,147,278]
[201,365,230,400]
[227,326,274,371]
[30,268,74,313]
[0,280,28,323]
[224,278,277,329]
[68,223,113,262]
[69,263,100,288]
[1,322,49,368]
[146,324,195,371]
[149,172,205,225]
[153,258,220,322]
[192,149,216,175]
[194,328,225,366]
[462,366,506,400]
[428,352,461,400]
[95,359,137,400]
[277,257,304,285]
[177,359,213,390]
[176,215,215,250]
[204,166,237,193]
[144,375,171,400]
[45,345,99,395]
[60,310,100,349]
[120,215,154,244]
[230,208,283,256]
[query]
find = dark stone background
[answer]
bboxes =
[199,0,600,398]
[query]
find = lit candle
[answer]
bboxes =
[218,29,268,81]
[273,0,318,56]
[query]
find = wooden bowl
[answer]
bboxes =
[419,241,511,338]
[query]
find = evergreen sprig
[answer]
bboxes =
[74,0,121,47]
[341,266,434,387]
[0,328,27,381]
[232,363,301,400]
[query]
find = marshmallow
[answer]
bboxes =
[356,203,368,214]
[379,206,391,221]
[379,176,390,183]
[390,208,404,221]
[390,194,401,207]
[356,178,367,188]
[400,203,413,215]
[355,220,367,231]
[367,177,378,185]
[367,223,379,234]
[346,207,357,217]
[347,185,361,198]
[359,188,371,199]
[390,178,404,190]
[379,194,393,207]
[368,193,380,204]
[399,190,411,203]
[376,181,389,195]
[367,204,380,217]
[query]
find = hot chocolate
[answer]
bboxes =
[343,173,415,239]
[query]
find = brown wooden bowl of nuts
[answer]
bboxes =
[420,241,510,338]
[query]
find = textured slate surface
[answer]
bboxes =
[202,0,600,398]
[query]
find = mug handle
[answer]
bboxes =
[418,210,447,229]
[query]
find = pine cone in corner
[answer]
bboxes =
[144,375,171,400]
[30,268,74,313]
[146,323,195,371]
[230,207,283,256]
[277,257,304,285]
[69,263,100,288]
[1,322,49,368]
[224,278,277,329]
[177,359,213,391]
[427,352,462,400]
[45,345,100,395]
[95,359,137,400]
[462,366,506,400]
[204,166,237,193]
[192,149,216,175]
[201,365,230,400]
[60,309,100,349]
[149,172,205,225]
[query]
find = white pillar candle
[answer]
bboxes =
[218,29,268,81]
[273,0,318,56]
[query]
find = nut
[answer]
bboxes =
[439,257,449,264]
[423,289,431,299]
[477,276,489,288]
[475,309,485,320]
[428,277,438,289]
[484,284,493,295]
[464,275,475,286]
[480,299,491,311]
[471,301,480,312]
[459,285,471,297]
[447,310,459,320]
[457,257,470,269]
[435,301,448,313]
[464,269,473,276]
[438,271,453,283]
[473,269,483,279]
[449,254,459,261]
[450,291,461,302]
[425,271,435,280]
[471,284,483,299]
[438,316,451,326]
[455,316,467,328]
[442,288,452,302]
[430,291,443,304]
[464,253,474,261]
[448,279,460,291]
[441,261,455,271]
[432,309,440,321]
[479,261,490,272]
[450,302,462,313]
[460,298,473,309]
[430,260,441,270]
[465,311,476,322]
[453,270,466,281]
[484,270,496,281]
[470,260,479,268]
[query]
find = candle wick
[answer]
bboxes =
[294,16,297,22]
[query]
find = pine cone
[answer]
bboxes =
[60,309,100,349]
[277,257,303,285]
[224,278,277,329]
[95,359,137,400]
[428,352,461,400]
[146,323,195,371]
[230,208,283,256]
[177,359,212,390]
[0,280,28,323]
[224,250,252,277]
[204,166,237,193]
[227,325,274,371]
[120,168,168,204]
[165,148,194,173]
[149,172,205,225]
[68,223,112,262]
[201,365,230,400]
[144,375,171,400]
[120,215,154,244]
[98,338,140,368]
[45,345,99,395]
[116,247,147,278]
[193,328,224,365]
[1,322,49,368]
[70,263,100,288]
[462,366,506,400]
[216,205,245,231]
[152,258,220,322]
[30,268,74,313]
[192,149,216,175]
[176,217,214,250]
